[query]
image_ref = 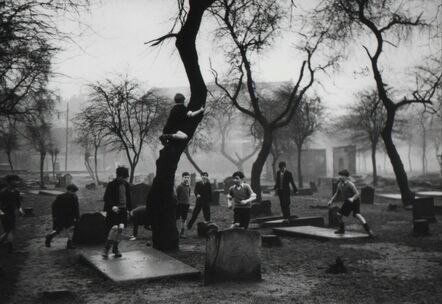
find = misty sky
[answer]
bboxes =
[49,0,440,113]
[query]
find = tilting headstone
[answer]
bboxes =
[328,206,341,227]
[260,216,324,228]
[273,226,370,240]
[360,186,375,204]
[130,183,151,207]
[250,200,271,217]
[204,228,261,285]
[412,197,436,222]
[73,213,107,245]
[81,249,200,283]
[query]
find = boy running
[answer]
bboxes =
[327,169,373,237]
[45,184,80,249]
[227,171,256,229]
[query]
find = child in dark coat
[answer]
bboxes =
[45,184,80,249]
[0,175,23,253]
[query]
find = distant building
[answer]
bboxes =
[333,145,356,176]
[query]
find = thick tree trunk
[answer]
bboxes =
[146,1,212,251]
[184,147,203,174]
[382,111,413,205]
[40,152,46,189]
[94,146,100,185]
[6,151,14,173]
[371,142,378,186]
[296,145,303,188]
[251,129,273,201]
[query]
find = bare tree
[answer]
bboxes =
[210,0,335,200]
[0,118,19,172]
[210,91,259,172]
[48,141,59,180]
[312,0,442,204]
[21,89,57,188]
[87,75,168,184]
[0,0,88,118]
[145,0,217,250]
[334,89,386,186]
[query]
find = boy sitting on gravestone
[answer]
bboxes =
[159,93,204,145]
[45,184,80,249]
[327,169,373,237]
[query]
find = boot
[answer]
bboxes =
[45,232,56,248]
[102,240,112,259]
[112,242,122,258]
[334,222,345,234]
[363,223,374,238]
[66,239,76,249]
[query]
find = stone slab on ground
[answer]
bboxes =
[273,225,370,240]
[259,216,324,228]
[250,215,299,224]
[80,249,200,283]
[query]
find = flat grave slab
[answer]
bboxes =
[416,191,442,197]
[376,193,402,200]
[80,249,200,283]
[260,216,324,228]
[251,215,299,224]
[273,225,370,240]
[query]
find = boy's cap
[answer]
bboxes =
[338,169,350,177]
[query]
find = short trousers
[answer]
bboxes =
[106,207,128,227]
[339,199,360,217]
[176,204,190,220]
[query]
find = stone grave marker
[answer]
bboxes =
[360,186,375,204]
[273,225,370,240]
[250,200,271,217]
[211,189,223,206]
[73,212,107,245]
[130,183,151,207]
[412,197,436,223]
[413,219,430,235]
[204,228,261,284]
[261,235,282,247]
[259,216,324,228]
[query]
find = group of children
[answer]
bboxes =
[0,91,373,256]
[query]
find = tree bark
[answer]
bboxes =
[39,152,46,189]
[146,0,213,251]
[296,145,303,188]
[184,147,203,174]
[251,129,273,201]
[94,146,100,185]
[382,111,413,205]
[6,151,14,173]
[371,142,378,186]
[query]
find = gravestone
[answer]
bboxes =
[250,200,271,217]
[197,222,219,238]
[413,219,430,235]
[273,226,370,240]
[261,235,282,247]
[130,183,151,207]
[328,206,340,227]
[412,197,436,222]
[360,186,375,204]
[190,173,196,188]
[259,216,324,228]
[309,181,317,192]
[211,189,223,206]
[204,228,261,285]
[22,207,34,217]
[73,213,106,245]
[251,215,299,224]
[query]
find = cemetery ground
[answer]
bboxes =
[1,180,441,304]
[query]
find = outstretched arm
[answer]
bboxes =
[187,107,204,118]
